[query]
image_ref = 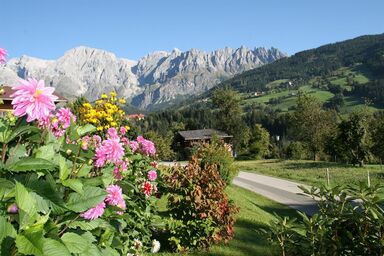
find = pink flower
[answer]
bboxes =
[81,136,90,150]
[80,201,106,220]
[7,203,18,214]
[105,185,125,207]
[56,107,76,129]
[95,138,124,167]
[11,78,58,122]
[0,48,7,64]
[129,140,139,153]
[148,170,157,181]
[113,160,128,180]
[120,126,127,135]
[107,127,119,139]
[142,181,153,197]
[137,136,156,156]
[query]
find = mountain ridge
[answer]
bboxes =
[0,46,286,109]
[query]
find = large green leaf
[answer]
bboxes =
[62,179,84,194]
[61,232,89,254]
[0,216,16,243]
[67,219,113,231]
[9,157,57,172]
[35,144,58,161]
[42,238,71,256]
[15,228,44,256]
[58,156,70,181]
[66,186,107,212]
[15,182,38,228]
[0,178,14,199]
[5,144,27,165]
[5,125,39,144]
[77,124,96,137]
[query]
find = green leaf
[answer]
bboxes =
[15,182,38,228]
[9,157,57,172]
[77,124,96,137]
[61,232,89,254]
[0,216,16,243]
[77,164,92,178]
[35,144,56,161]
[42,238,71,256]
[15,229,44,256]
[62,179,84,194]
[6,144,27,165]
[59,156,70,180]
[66,186,107,212]
[0,178,14,199]
[67,219,113,231]
[5,125,39,144]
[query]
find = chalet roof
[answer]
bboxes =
[178,129,232,141]
[0,86,67,102]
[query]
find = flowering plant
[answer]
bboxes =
[0,72,161,254]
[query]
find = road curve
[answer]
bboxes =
[233,171,318,216]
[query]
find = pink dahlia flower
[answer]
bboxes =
[105,185,125,207]
[56,107,76,129]
[80,201,106,220]
[95,138,124,167]
[129,140,139,153]
[120,126,127,135]
[107,127,119,140]
[137,136,156,156]
[7,203,18,214]
[147,170,157,181]
[11,78,58,122]
[0,48,7,64]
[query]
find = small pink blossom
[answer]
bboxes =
[7,203,18,214]
[105,185,125,207]
[129,140,139,153]
[0,48,7,64]
[56,107,76,129]
[147,170,157,181]
[113,160,128,180]
[137,136,156,156]
[95,138,124,167]
[11,78,58,122]
[120,126,127,135]
[107,127,119,139]
[142,181,153,197]
[80,201,106,220]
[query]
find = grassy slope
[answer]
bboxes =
[240,66,382,114]
[236,159,384,187]
[156,185,299,256]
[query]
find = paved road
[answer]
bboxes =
[234,171,318,216]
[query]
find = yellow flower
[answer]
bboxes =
[119,99,126,104]
[110,91,117,97]
[110,121,117,127]
[95,100,104,105]
[82,103,92,108]
[101,93,108,99]
[97,126,103,131]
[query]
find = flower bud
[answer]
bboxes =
[7,203,18,214]
[66,149,72,155]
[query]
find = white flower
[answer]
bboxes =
[133,239,142,250]
[151,239,161,253]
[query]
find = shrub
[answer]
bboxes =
[264,183,384,255]
[198,139,238,185]
[285,141,308,160]
[162,156,239,252]
[0,83,162,255]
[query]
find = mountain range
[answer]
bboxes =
[0,46,286,109]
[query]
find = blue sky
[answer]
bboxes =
[2,0,383,60]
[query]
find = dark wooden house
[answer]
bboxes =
[177,129,232,147]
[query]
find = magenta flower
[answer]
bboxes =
[80,201,106,220]
[56,107,76,129]
[0,48,7,64]
[107,127,119,139]
[120,126,127,135]
[148,170,157,181]
[7,203,18,214]
[129,140,139,153]
[137,136,156,156]
[11,78,58,122]
[95,138,124,167]
[105,185,124,206]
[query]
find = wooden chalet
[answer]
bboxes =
[177,129,232,147]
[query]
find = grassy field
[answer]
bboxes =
[236,159,384,187]
[156,185,298,256]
